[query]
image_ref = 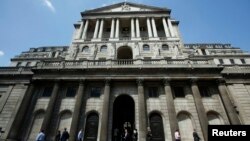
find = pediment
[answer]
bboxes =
[83,2,169,13]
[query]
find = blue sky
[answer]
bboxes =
[0,0,249,66]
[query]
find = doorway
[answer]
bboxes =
[112,95,135,141]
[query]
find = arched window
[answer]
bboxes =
[143,44,150,51]
[57,111,72,132]
[84,113,99,141]
[162,44,169,50]
[28,110,45,141]
[149,113,165,141]
[82,46,89,52]
[177,112,194,141]
[100,45,107,52]
[207,112,224,125]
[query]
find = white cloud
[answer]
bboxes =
[43,0,56,13]
[0,51,4,57]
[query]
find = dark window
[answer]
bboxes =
[100,46,107,52]
[51,52,56,57]
[84,113,99,141]
[199,86,211,97]
[90,87,101,97]
[26,62,32,67]
[16,62,22,67]
[42,87,53,97]
[173,86,185,97]
[230,59,235,64]
[144,57,151,64]
[148,87,159,97]
[162,44,169,51]
[106,28,111,32]
[82,46,89,52]
[241,59,246,64]
[140,27,146,31]
[150,113,165,141]
[143,44,150,51]
[201,49,206,55]
[219,59,224,64]
[66,87,77,97]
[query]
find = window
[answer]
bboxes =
[100,45,107,52]
[42,87,53,97]
[26,62,32,67]
[106,28,111,32]
[90,87,101,97]
[140,27,146,31]
[173,86,185,97]
[241,59,246,64]
[144,57,151,64]
[16,62,22,67]
[82,46,89,52]
[162,44,169,51]
[51,52,56,57]
[143,44,150,51]
[148,87,159,97]
[66,87,77,97]
[199,86,211,97]
[219,59,224,64]
[230,59,235,64]
[201,49,206,55]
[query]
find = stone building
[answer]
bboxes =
[0,2,250,141]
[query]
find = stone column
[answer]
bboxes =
[162,17,170,37]
[167,18,175,37]
[41,81,60,134]
[110,18,115,38]
[136,18,140,38]
[100,79,111,141]
[115,19,120,38]
[131,18,135,38]
[93,19,100,39]
[191,79,208,141]
[163,79,178,141]
[151,18,158,37]
[137,79,147,141]
[6,83,35,139]
[82,20,89,40]
[217,79,241,124]
[77,21,84,39]
[69,80,85,141]
[147,18,153,38]
[98,19,104,39]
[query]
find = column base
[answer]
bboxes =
[131,38,141,41]
[149,37,160,41]
[109,38,119,41]
[91,38,102,42]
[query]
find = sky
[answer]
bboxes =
[0,0,250,66]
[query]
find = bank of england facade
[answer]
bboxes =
[0,2,250,141]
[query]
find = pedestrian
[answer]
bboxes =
[132,129,138,141]
[36,129,45,141]
[175,129,181,141]
[77,129,84,141]
[146,127,152,141]
[123,128,132,141]
[55,130,61,141]
[193,129,200,141]
[61,128,70,141]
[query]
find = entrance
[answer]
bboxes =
[112,95,135,141]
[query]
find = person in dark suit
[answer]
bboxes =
[61,128,69,141]
[193,129,200,141]
[124,128,132,141]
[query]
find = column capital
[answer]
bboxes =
[163,78,171,86]
[190,78,198,85]
[136,79,144,86]
[216,78,226,85]
[105,79,111,86]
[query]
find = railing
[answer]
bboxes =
[35,59,217,69]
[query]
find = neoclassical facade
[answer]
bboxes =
[0,2,250,141]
